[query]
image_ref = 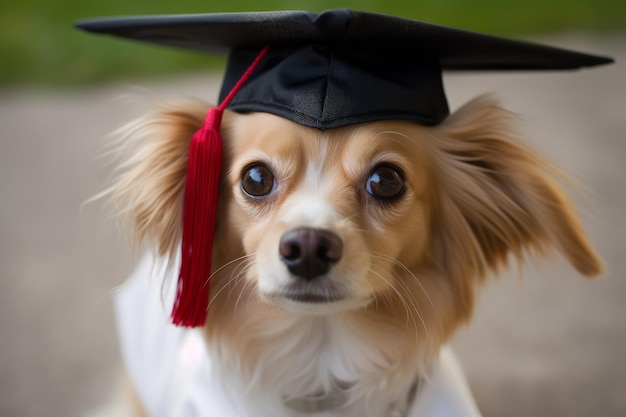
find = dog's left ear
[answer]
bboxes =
[430,95,602,287]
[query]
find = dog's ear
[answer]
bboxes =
[101,100,210,259]
[430,95,602,290]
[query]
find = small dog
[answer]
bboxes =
[106,95,601,417]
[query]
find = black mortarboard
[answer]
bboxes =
[75,9,612,129]
[76,9,613,327]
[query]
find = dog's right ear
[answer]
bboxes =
[99,100,210,259]
[429,96,602,295]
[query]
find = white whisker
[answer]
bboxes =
[371,253,435,313]
[207,255,255,310]
[234,264,256,313]
[369,254,431,341]
[226,257,254,300]
[205,253,256,286]
[368,269,417,335]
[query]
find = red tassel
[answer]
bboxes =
[171,108,223,327]
[171,46,270,327]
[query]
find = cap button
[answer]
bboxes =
[315,9,353,41]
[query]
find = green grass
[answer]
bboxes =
[1,0,624,86]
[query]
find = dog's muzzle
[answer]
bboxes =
[279,227,343,281]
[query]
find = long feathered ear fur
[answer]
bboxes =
[98,99,210,259]
[429,96,602,308]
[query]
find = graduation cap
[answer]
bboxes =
[75,9,613,327]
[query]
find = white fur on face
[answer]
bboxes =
[255,195,374,314]
[249,153,374,314]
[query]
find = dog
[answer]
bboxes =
[102,94,601,417]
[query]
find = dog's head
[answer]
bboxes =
[218,108,436,316]
[108,95,601,354]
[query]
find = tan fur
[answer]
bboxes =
[428,97,601,321]
[104,95,602,415]
[100,100,209,259]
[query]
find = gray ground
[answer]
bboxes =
[1,33,624,417]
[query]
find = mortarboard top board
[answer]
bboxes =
[75,9,613,129]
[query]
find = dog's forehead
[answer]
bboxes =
[228,112,427,157]
[226,112,431,187]
[226,111,324,154]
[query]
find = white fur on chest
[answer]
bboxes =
[208,314,421,417]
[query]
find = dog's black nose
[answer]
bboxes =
[279,228,343,280]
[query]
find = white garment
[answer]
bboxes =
[115,254,483,417]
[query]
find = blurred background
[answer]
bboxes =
[1,1,624,416]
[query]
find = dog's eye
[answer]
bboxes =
[366,165,405,200]
[241,164,276,198]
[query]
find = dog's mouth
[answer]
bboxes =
[281,290,345,304]
[260,273,372,314]
[274,281,346,304]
